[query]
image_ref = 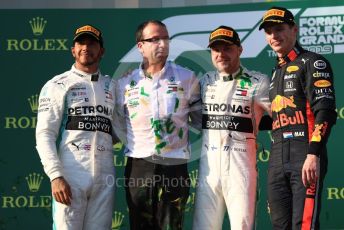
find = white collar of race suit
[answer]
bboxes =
[217,66,242,81]
[71,65,100,81]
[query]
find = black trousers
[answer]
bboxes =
[267,141,328,230]
[124,156,190,230]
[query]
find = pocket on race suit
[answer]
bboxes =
[62,166,93,190]
[94,151,115,185]
[288,138,308,163]
[228,139,257,173]
[223,139,257,195]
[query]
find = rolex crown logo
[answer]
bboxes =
[25,172,44,192]
[189,169,198,188]
[29,17,47,36]
[28,94,39,113]
[112,211,125,229]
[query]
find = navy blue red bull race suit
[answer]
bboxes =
[268,42,337,230]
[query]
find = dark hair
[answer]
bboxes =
[135,20,167,43]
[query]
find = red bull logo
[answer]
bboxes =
[271,95,296,113]
[272,111,305,129]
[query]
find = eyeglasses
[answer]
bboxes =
[140,36,170,44]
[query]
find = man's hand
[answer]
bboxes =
[302,154,319,187]
[51,177,72,205]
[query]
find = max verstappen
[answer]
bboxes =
[260,6,337,230]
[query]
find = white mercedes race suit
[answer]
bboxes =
[193,66,270,230]
[36,65,116,230]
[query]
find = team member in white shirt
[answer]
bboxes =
[115,20,201,230]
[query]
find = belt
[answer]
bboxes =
[142,155,188,166]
